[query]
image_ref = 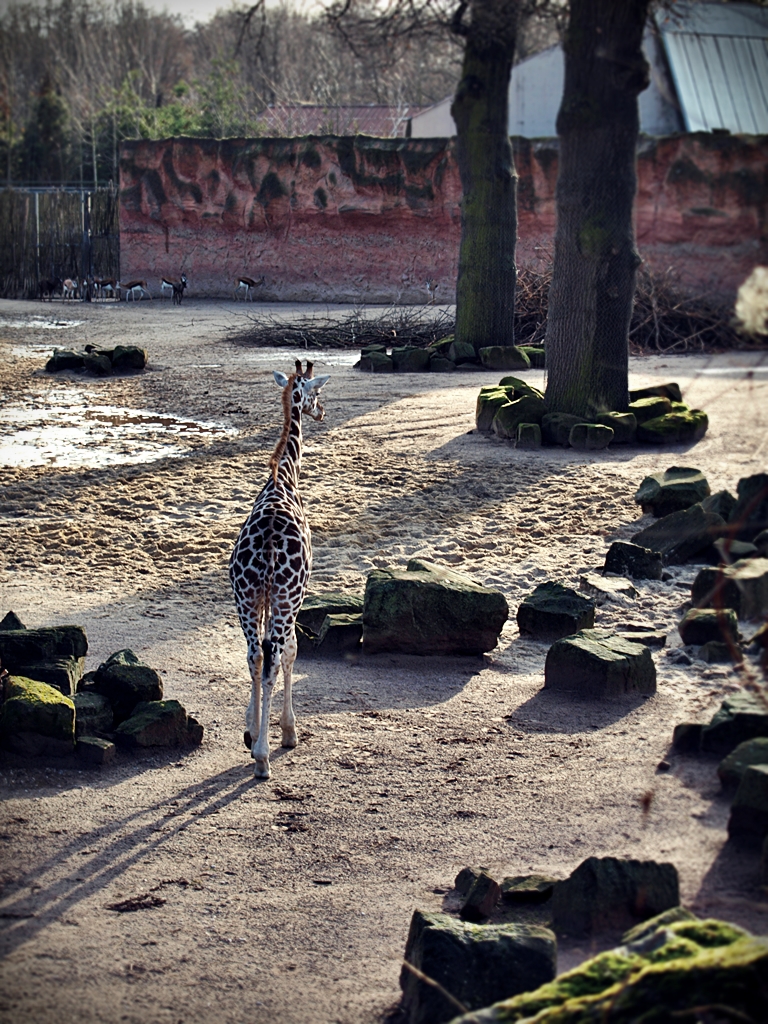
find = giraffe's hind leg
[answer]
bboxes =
[244,644,262,750]
[253,639,279,778]
[280,627,298,749]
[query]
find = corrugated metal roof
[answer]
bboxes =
[658,2,768,133]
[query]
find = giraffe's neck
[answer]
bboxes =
[271,387,303,489]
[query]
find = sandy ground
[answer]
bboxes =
[0,297,767,1024]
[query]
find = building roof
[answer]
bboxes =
[256,104,427,138]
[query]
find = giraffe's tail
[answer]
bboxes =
[261,637,274,679]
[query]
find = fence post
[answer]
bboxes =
[34,192,40,287]
[80,190,92,301]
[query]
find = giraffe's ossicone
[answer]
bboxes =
[229,360,330,778]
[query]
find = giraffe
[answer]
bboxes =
[229,360,330,778]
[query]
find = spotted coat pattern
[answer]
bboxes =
[229,361,329,777]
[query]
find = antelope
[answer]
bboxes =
[39,277,62,301]
[234,275,265,301]
[425,278,438,305]
[160,277,175,299]
[124,279,152,301]
[172,275,187,305]
[62,278,79,300]
[94,277,118,300]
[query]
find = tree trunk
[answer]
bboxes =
[451,0,519,351]
[544,0,650,417]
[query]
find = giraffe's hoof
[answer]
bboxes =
[244,730,252,749]
[281,729,298,749]
[253,757,271,779]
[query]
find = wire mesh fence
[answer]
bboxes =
[0,185,120,299]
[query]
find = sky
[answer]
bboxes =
[0,0,321,26]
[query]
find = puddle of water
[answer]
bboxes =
[1,316,83,330]
[242,348,360,369]
[0,392,237,469]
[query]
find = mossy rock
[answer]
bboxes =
[634,467,710,517]
[636,409,708,444]
[501,874,559,905]
[628,396,672,424]
[114,699,203,748]
[359,351,393,373]
[517,582,595,640]
[497,376,544,400]
[12,656,83,696]
[0,675,76,756]
[729,473,768,542]
[449,914,767,1024]
[476,387,515,432]
[46,349,86,372]
[491,395,547,439]
[478,346,531,372]
[544,629,656,698]
[83,352,112,376]
[516,423,541,447]
[518,346,545,368]
[391,347,431,373]
[448,340,478,365]
[729,764,768,846]
[718,738,768,790]
[632,504,726,565]
[88,649,163,724]
[569,423,614,451]
[541,412,582,446]
[430,356,455,373]
[429,335,454,355]
[701,692,768,755]
[595,411,636,444]
[73,692,114,737]
[111,345,147,371]
[629,382,683,403]
[0,625,88,667]
[678,607,738,646]
[604,541,663,581]
[297,591,364,633]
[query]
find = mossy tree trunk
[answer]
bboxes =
[544,0,650,417]
[451,0,519,352]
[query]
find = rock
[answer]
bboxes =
[447,340,478,365]
[478,346,531,371]
[544,629,656,698]
[631,504,727,564]
[88,649,163,724]
[604,541,663,581]
[718,738,768,790]
[76,736,116,766]
[629,382,683,403]
[314,613,363,657]
[0,611,25,630]
[714,538,759,562]
[0,676,75,756]
[0,624,88,668]
[729,473,768,542]
[729,764,768,846]
[636,409,709,444]
[628,395,672,423]
[491,395,547,439]
[500,874,558,904]
[516,582,595,640]
[73,692,114,737]
[621,905,699,943]
[749,622,768,649]
[46,348,86,372]
[10,656,82,696]
[595,411,636,444]
[551,856,679,937]
[450,914,768,1024]
[579,572,638,605]
[429,336,454,356]
[568,423,614,450]
[359,351,393,372]
[400,910,556,1024]
[454,866,483,895]
[297,591,365,633]
[672,722,704,752]
[634,467,710,518]
[617,631,667,649]
[678,607,738,646]
[515,423,541,447]
[700,640,740,664]
[110,345,147,371]
[701,489,737,521]
[541,412,582,446]
[83,351,112,376]
[362,560,509,656]
[391,346,431,372]
[755,529,768,557]
[691,565,743,614]
[430,356,455,373]
[701,693,768,755]
[475,387,514,432]
[115,699,203,748]
[497,376,544,400]
[722,557,768,618]
[518,346,545,368]
[460,872,501,922]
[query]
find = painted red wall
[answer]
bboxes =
[119,133,767,302]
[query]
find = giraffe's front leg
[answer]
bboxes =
[280,628,298,749]
[244,645,262,750]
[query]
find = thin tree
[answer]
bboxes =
[544,0,651,417]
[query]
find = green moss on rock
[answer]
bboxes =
[491,396,547,439]
[636,409,709,444]
[0,675,76,756]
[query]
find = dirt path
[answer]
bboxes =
[0,298,767,1024]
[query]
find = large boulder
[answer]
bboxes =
[729,473,768,542]
[604,541,663,581]
[478,346,531,372]
[10,656,83,696]
[702,489,737,521]
[114,699,203,748]
[631,504,727,564]
[46,348,86,372]
[497,376,543,399]
[0,676,76,756]
[700,692,768,755]
[544,629,656,698]
[595,411,637,444]
[691,565,743,613]
[363,560,509,656]
[359,351,393,372]
[111,345,147,372]
[712,558,768,620]
[569,423,613,451]
[629,382,683,403]
[634,467,710,518]
[400,910,556,1024]
[448,913,768,1024]
[516,582,595,640]
[718,738,768,790]
[297,591,364,633]
[729,764,768,846]
[87,649,163,724]
[73,692,113,737]
[0,624,87,667]
[636,409,708,444]
[491,396,547,439]
[678,607,738,646]
[551,856,679,937]
[541,413,582,446]
[391,347,431,373]
[628,396,672,424]
[476,387,515,432]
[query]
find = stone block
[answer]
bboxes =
[477,346,531,371]
[460,872,501,921]
[701,489,737,521]
[516,582,595,640]
[629,383,683,403]
[0,625,88,668]
[0,676,76,756]
[297,591,364,633]
[0,611,25,630]
[541,412,582,446]
[115,699,203,748]
[718,738,768,790]
[551,856,679,937]
[475,387,514,432]
[544,629,656,698]
[391,346,431,372]
[691,566,743,614]
[678,607,738,646]
[400,910,556,1024]
[314,613,363,657]
[73,692,114,737]
[12,656,83,696]
[429,356,455,373]
[83,352,112,376]
[636,409,709,444]
[518,346,545,368]
[110,345,147,371]
[579,572,638,605]
[88,649,163,724]
[363,560,508,656]
[729,764,768,846]
[496,376,543,399]
[491,395,547,439]
[699,640,740,664]
[628,396,672,423]
[359,351,393,372]
[569,423,614,450]
[515,422,541,447]
[454,866,482,895]
[595,411,637,444]
[617,630,667,648]
[604,541,663,580]
[701,693,768,755]
[672,722,703,752]
[46,349,86,372]
[76,736,116,766]
[500,874,558,904]
[447,340,477,365]
[631,504,727,564]
[729,473,768,542]
[634,466,710,517]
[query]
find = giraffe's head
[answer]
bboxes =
[273,360,330,422]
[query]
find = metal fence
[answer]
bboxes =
[0,184,120,299]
